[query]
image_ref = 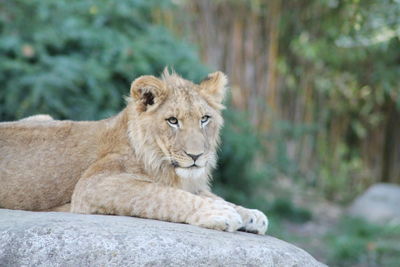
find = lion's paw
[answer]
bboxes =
[187,202,243,232]
[236,207,268,235]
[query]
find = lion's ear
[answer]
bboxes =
[199,71,228,103]
[130,75,167,112]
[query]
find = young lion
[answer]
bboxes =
[0,70,268,234]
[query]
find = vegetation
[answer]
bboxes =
[0,0,207,121]
[1,0,400,266]
[325,217,400,267]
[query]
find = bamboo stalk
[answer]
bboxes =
[264,0,281,129]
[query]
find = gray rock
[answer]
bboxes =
[0,209,325,267]
[348,183,400,225]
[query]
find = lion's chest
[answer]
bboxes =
[180,176,209,194]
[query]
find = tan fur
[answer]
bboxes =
[19,114,54,121]
[0,70,268,234]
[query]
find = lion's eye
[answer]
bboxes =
[201,115,211,126]
[166,117,179,126]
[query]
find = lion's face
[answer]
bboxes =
[129,70,227,180]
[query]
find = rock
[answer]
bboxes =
[0,209,325,266]
[348,183,400,225]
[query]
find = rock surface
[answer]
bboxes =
[0,209,325,267]
[348,183,400,225]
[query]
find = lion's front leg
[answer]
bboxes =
[71,173,242,232]
[198,190,269,235]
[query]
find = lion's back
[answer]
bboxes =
[0,119,100,210]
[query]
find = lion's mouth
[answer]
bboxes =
[188,164,199,168]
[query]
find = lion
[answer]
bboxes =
[0,69,268,234]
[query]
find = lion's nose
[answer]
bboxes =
[184,152,203,162]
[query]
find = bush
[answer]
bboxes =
[269,198,312,223]
[0,0,207,121]
[212,109,272,209]
[325,217,400,267]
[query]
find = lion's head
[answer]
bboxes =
[127,69,227,183]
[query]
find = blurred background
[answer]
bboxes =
[1,0,400,265]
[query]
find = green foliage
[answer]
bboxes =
[318,142,366,202]
[212,109,272,209]
[269,198,312,223]
[268,120,318,178]
[0,0,207,121]
[325,217,400,267]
